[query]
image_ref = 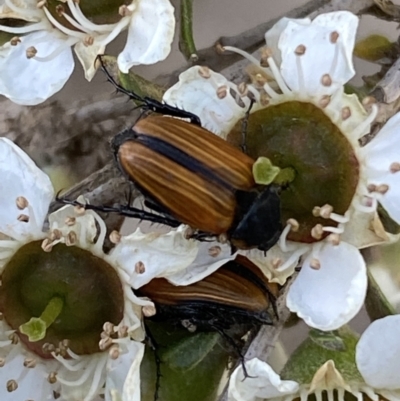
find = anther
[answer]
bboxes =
[390,162,400,173]
[60,339,70,349]
[23,358,37,368]
[0,358,5,367]
[217,86,228,99]
[118,325,128,338]
[109,230,121,244]
[184,227,195,239]
[119,4,133,16]
[237,82,248,96]
[311,224,324,240]
[41,238,53,252]
[330,31,339,43]
[321,74,332,87]
[142,304,156,317]
[103,322,114,335]
[295,44,306,55]
[37,0,47,8]
[26,46,37,59]
[10,36,21,46]
[272,258,282,269]
[9,332,19,344]
[0,312,3,321]
[198,66,211,79]
[50,229,62,241]
[84,36,94,46]
[260,92,270,106]
[135,261,145,274]
[16,196,29,210]
[66,231,77,246]
[55,4,64,16]
[255,73,267,86]
[47,372,57,384]
[319,95,331,108]
[17,214,29,223]
[341,106,351,120]
[377,184,389,194]
[215,42,225,54]
[65,216,76,226]
[208,246,221,257]
[362,96,377,107]
[218,233,228,244]
[319,204,334,219]
[6,379,18,392]
[42,342,56,354]
[312,206,321,217]
[310,258,321,270]
[327,233,340,245]
[109,345,120,360]
[181,320,197,333]
[74,204,86,215]
[287,218,299,232]
[261,47,273,58]
[99,337,113,351]
[367,184,377,193]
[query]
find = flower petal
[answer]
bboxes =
[0,138,53,240]
[228,358,299,401]
[362,111,400,224]
[112,226,198,289]
[74,40,105,81]
[105,340,145,401]
[356,315,400,389]
[166,240,236,285]
[0,30,74,105]
[287,241,367,330]
[117,0,175,72]
[0,349,58,401]
[163,66,248,138]
[270,11,358,96]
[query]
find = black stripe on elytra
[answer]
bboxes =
[135,133,233,190]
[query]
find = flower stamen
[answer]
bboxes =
[390,162,400,173]
[43,7,86,39]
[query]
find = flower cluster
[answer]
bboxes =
[0,0,175,104]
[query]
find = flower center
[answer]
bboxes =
[0,241,124,358]
[228,101,359,243]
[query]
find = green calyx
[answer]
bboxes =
[0,241,124,358]
[228,101,359,243]
[281,326,362,384]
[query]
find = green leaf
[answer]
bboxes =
[179,0,198,62]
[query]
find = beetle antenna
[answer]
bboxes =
[97,55,202,126]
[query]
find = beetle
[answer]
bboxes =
[57,57,282,251]
[137,255,278,330]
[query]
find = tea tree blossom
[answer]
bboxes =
[163,11,400,331]
[0,0,175,104]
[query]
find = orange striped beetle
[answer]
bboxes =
[58,58,282,251]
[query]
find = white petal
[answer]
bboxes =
[117,0,175,72]
[362,112,400,224]
[274,11,357,96]
[0,349,58,401]
[74,41,105,81]
[166,240,236,285]
[0,30,74,105]
[0,137,53,240]
[228,358,299,401]
[240,245,299,285]
[287,241,367,330]
[105,340,145,401]
[112,226,198,289]
[163,66,248,138]
[356,315,400,389]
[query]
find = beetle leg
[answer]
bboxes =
[55,196,182,228]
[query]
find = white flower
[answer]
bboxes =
[0,137,238,400]
[162,11,400,331]
[0,0,175,105]
[229,315,400,401]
